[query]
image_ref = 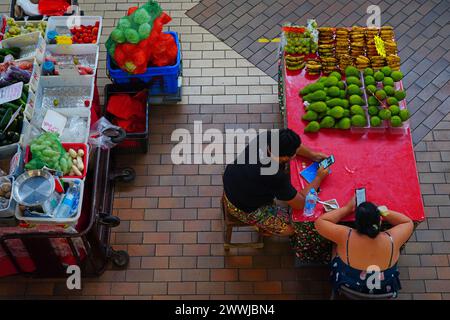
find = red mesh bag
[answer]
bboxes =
[38,0,70,16]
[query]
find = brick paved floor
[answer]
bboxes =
[188,0,450,145]
[0,0,449,300]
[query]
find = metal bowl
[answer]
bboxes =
[12,170,55,207]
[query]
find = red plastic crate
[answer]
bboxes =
[25,143,88,179]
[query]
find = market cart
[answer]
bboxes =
[0,82,134,277]
[277,24,425,265]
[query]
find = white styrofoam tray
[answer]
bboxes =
[0,31,46,64]
[14,177,84,225]
[43,44,99,77]
[45,16,103,45]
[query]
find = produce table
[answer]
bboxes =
[282,66,425,264]
[284,67,425,223]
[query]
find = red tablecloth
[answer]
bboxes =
[285,69,425,223]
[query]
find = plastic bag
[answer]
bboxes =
[149,31,178,67]
[25,132,72,174]
[89,117,124,150]
[38,0,70,16]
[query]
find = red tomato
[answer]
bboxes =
[83,37,89,43]
[92,40,96,44]
[92,27,98,36]
[95,21,100,28]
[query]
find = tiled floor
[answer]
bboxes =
[187,0,450,144]
[0,0,450,300]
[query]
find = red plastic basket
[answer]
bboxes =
[25,143,88,179]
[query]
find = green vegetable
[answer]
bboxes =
[384,85,395,96]
[320,116,335,128]
[324,76,339,87]
[338,117,351,129]
[302,110,318,121]
[375,90,386,100]
[309,101,327,113]
[374,71,384,82]
[138,23,151,40]
[383,77,394,87]
[366,85,377,94]
[350,105,365,116]
[387,97,398,106]
[368,96,380,106]
[345,66,359,78]
[399,109,410,121]
[347,84,362,96]
[370,116,382,127]
[111,29,126,43]
[124,29,140,44]
[364,68,374,77]
[391,71,403,82]
[133,8,151,25]
[304,121,320,133]
[395,90,406,101]
[327,86,340,97]
[327,106,345,119]
[378,109,392,120]
[389,105,400,115]
[337,82,345,90]
[364,76,376,86]
[390,116,402,127]
[349,95,365,106]
[381,66,392,77]
[308,90,327,102]
[346,76,361,87]
[351,114,367,127]
[368,106,379,116]
[329,71,342,81]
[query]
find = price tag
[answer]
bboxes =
[374,35,386,57]
[0,82,23,105]
[41,109,67,136]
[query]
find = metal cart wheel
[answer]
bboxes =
[111,167,136,183]
[111,249,129,269]
[99,215,121,228]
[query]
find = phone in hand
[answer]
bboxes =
[355,187,366,207]
[319,155,335,169]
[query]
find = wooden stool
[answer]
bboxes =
[221,194,265,250]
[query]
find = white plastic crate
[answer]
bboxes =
[14,177,84,225]
[0,31,46,64]
[29,76,95,121]
[43,44,99,77]
[45,16,103,45]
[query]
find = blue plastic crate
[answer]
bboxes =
[107,31,181,95]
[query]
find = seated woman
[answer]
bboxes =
[223,128,329,237]
[315,197,414,297]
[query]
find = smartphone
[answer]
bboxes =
[319,155,335,169]
[355,188,366,207]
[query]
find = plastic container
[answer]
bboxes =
[24,143,88,179]
[45,16,102,45]
[0,176,16,218]
[0,143,24,177]
[104,84,149,154]
[14,177,84,225]
[0,31,46,64]
[2,20,47,40]
[10,0,81,21]
[23,107,91,145]
[350,71,370,134]
[388,80,409,135]
[43,44,99,77]
[106,31,181,95]
[31,75,95,119]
